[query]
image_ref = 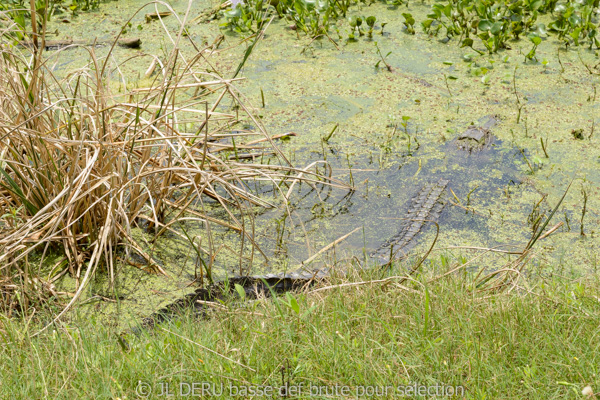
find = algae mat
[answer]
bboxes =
[42,0,600,326]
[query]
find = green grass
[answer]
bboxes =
[1,262,599,399]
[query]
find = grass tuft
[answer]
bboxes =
[0,262,598,399]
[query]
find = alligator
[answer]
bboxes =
[454,115,500,153]
[124,178,449,337]
[121,117,498,338]
[132,269,330,333]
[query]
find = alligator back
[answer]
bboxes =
[370,178,449,262]
[128,179,449,334]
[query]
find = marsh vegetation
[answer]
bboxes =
[0,0,599,397]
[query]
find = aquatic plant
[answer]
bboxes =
[422,0,600,53]
[512,66,524,124]
[348,15,363,37]
[570,127,586,139]
[365,15,376,38]
[525,33,542,61]
[580,184,588,236]
[539,137,549,158]
[401,12,415,34]
[443,73,457,97]
[220,0,381,39]
[0,0,105,22]
[222,0,269,33]
[476,181,572,291]
[401,115,415,155]
[374,41,392,71]
[322,123,338,143]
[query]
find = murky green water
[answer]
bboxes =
[43,0,600,326]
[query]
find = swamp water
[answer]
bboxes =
[41,0,600,326]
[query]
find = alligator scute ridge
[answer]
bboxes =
[130,179,449,334]
[370,178,449,262]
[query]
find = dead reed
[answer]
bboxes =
[0,6,344,318]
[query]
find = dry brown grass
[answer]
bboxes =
[0,7,345,318]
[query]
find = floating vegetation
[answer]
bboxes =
[1,0,108,24]
[213,0,600,67]
[220,0,388,39]
[422,0,600,53]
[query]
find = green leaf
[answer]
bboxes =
[12,11,26,29]
[490,21,503,35]
[402,13,415,26]
[568,14,581,27]
[529,34,542,45]
[301,304,317,319]
[232,29,263,79]
[260,278,284,316]
[471,67,483,76]
[536,23,548,36]
[510,13,522,23]
[423,287,430,336]
[570,27,581,44]
[554,4,566,13]
[0,167,38,215]
[478,19,492,31]
[234,284,246,301]
[286,292,300,314]
[225,8,242,18]
[461,38,474,48]
[442,3,452,17]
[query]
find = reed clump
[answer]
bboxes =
[0,10,333,317]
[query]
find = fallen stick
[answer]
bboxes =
[309,276,419,294]
[244,132,297,146]
[145,11,172,22]
[21,37,142,50]
[300,227,360,267]
[191,2,232,23]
